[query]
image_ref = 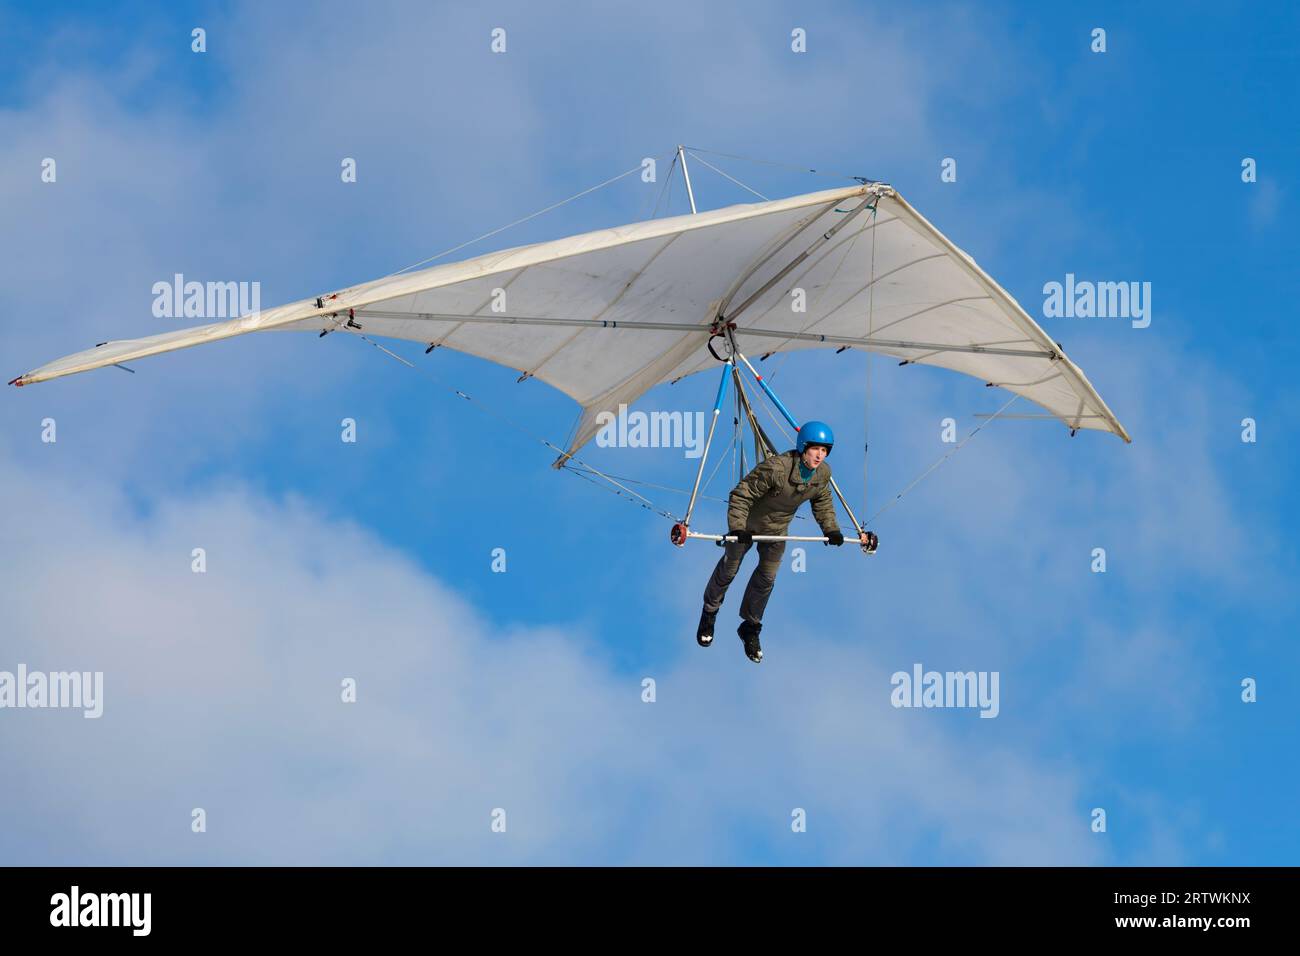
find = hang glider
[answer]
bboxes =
[10,180,1130,462]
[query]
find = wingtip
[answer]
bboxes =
[8,375,25,387]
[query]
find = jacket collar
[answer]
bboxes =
[783,449,819,488]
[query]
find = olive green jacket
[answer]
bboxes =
[727,450,840,536]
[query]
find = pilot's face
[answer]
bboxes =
[801,445,828,469]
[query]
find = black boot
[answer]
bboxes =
[737,620,763,663]
[696,609,717,647]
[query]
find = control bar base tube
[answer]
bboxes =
[697,533,827,542]
[686,531,875,548]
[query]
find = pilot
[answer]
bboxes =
[696,420,871,662]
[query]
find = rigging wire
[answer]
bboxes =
[574,473,727,505]
[700,421,735,499]
[660,159,676,218]
[387,155,673,278]
[681,145,875,184]
[864,392,1021,528]
[347,331,681,522]
[646,151,679,220]
[684,151,769,201]
[559,464,678,516]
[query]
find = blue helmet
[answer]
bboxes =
[797,420,834,454]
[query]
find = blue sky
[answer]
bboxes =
[1,0,1296,864]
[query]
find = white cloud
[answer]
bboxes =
[0,452,1105,864]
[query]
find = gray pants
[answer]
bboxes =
[702,539,787,625]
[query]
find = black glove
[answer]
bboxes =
[826,530,845,546]
[729,529,753,545]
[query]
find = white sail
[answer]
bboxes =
[10,183,1130,454]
